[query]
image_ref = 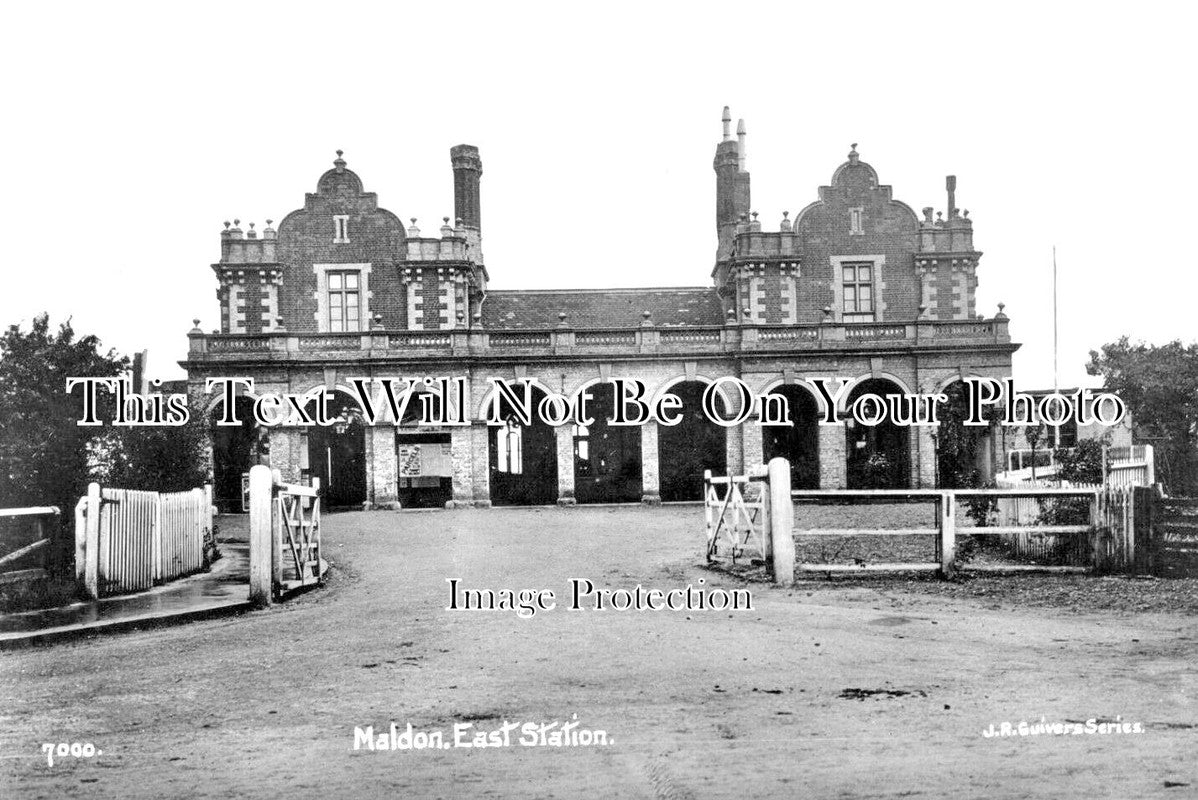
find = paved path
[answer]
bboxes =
[0,531,249,647]
[1,507,1195,798]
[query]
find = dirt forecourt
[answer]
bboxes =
[1,507,1195,798]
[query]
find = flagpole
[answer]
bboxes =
[1052,245,1059,456]
[1053,245,1058,395]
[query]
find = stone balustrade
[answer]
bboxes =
[187,318,1011,363]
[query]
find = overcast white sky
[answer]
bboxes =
[1,2,1194,387]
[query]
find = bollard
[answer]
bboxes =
[248,465,274,607]
[767,457,795,587]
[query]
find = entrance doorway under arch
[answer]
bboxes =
[846,378,911,489]
[574,382,642,504]
[488,383,559,506]
[762,384,821,489]
[211,395,261,512]
[658,381,727,501]
[306,392,367,508]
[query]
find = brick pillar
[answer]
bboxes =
[916,426,937,488]
[724,422,744,475]
[471,423,491,507]
[268,429,302,483]
[743,422,764,471]
[641,422,661,504]
[371,426,398,506]
[449,426,474,507]
[555,425,576,505]
[818,423,847,489]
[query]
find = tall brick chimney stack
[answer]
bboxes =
[451,145,483,232]
[714,107,750,259]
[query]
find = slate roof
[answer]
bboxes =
[480,287,725,329]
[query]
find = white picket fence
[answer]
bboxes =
[75,483,216,599]
[1104,445,1155,489]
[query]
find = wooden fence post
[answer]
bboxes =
[767,457,795,587]
[939,492,956,578]
[203,483,215,565]
[81,482,102,599]
[151,491,163,584]
[703,470,714,547]
[248,465,274,608]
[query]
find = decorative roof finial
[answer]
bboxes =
[334,150,346,170]
[722,106,731,141]
[848,143,859,164]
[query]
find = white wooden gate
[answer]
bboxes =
[704,468,768,564]
[247,466,326,606]
[273,477,322,593]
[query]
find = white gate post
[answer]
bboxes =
[767,458,795,587]
[82,482,101,599]
[939,492,956,578]
[74,497,87,583]
[249,465,274,607]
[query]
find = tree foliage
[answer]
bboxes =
[97,416,210,493]
[1,314,210,560]
[0,314,127,514]
[1087,337,1198,494]
[936,381,990,489]
[1054,437,1106,485]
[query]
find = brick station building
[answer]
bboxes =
[183,110,1019,510]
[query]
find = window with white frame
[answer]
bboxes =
[496,419,524,474]
[333,215,350,243]
[327,270,360,332]
[841,262,875,323]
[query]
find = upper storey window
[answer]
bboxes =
[328,271,360,332]
[841,262,875,323]
[333,215,350,243]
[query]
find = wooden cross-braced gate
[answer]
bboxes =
[272,476,322,594]
[703,469,768,564]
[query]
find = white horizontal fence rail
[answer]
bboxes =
[788,487,1128,577]
[75,482,215,599]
